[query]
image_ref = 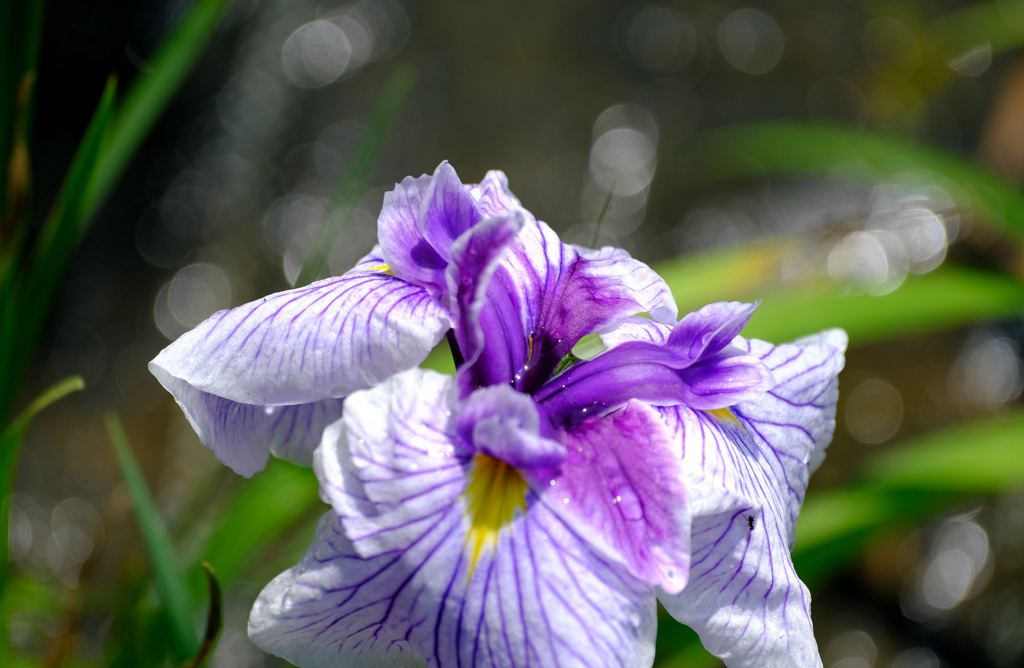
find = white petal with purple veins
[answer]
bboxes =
[149,373,344,476]
[656,329,846,668]
[285,369,658,667]
[150,248,449,408]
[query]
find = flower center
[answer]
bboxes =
[462,453,528,577]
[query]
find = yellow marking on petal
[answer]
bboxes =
[462,453,527,579]
[708,407,745,431]
[527,332,534,362]
[362,264,393,275]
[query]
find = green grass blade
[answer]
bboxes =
[197,458,319,583]
[181,562,223,668]
[106,411,199,660]
[0,78,115,423]
[295,64,418,286]
[0,0,46,220]
[0,375,84,606]
[664,122,1024,242]
[83,0,232,220]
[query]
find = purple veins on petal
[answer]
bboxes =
[268,368,661,668]
[654,329,845,668]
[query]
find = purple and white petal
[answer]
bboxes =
[248,512,428,668]
[377,171,442,289]
[469,170,528,220]
[446,213,526,387]
[305,369,657,667]
[149,374,344,476]
[475,218,678,392]
[533,400,690,593]
[655,329,846,667]
[150,248,450,408]
[597,316,671,349]
[666,302,758,361]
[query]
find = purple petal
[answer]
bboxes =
[469,170,526,219]
[678,349,775,410]
[377,171,441,289]
[420,161,483,254]
[655,329,846,667]
[462,218,677,392]
[598,316,672,349]
[147,374,344,476]
[287,369,657,667]
[457,384,565,469]
[445,213,526,389]
[150,248,449,408]
[533,400,691,594]
[666,301,759,362]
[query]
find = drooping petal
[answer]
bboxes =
[149,375,344,476]
[150,248,450,408]
[458,384,565,469]
[463,217,678,393]
[532,400,691,594]
[299,369,657,668]
[597,316,671,349]
[655,329,846,668]
[248,512,429,668]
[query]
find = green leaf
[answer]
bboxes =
[0,375,83,610]
[745,267,1024,345]
[794,411,1024,584]
[106,411,199,660]
[295,64,418,286]
[0,0,46,220]
[0,79,116,423]
[84,0,233,219]
[197,458,320,584]
[655,243,1024,345]
[181,562,223,668]
[664,122,1024,242]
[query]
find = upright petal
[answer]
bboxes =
[377,171,442,289]
[466,218,678,392]
[655,329,846,668]
[294,369,658,668]
[150,249,449,408]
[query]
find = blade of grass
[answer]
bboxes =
[294,64,418,286]
[0,375,84,602]
[744,266,1024,345]
[0,0,46,220]
[180,562,222,668]
[197,458,319,584]
[107,411,199,661]
[0,79,116,424]
[84,0,232,219]
[665,122,1024,243]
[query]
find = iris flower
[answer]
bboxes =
[150,161,674,476]
[151,163,846,667]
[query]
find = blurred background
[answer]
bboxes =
[5,0,1024,666]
